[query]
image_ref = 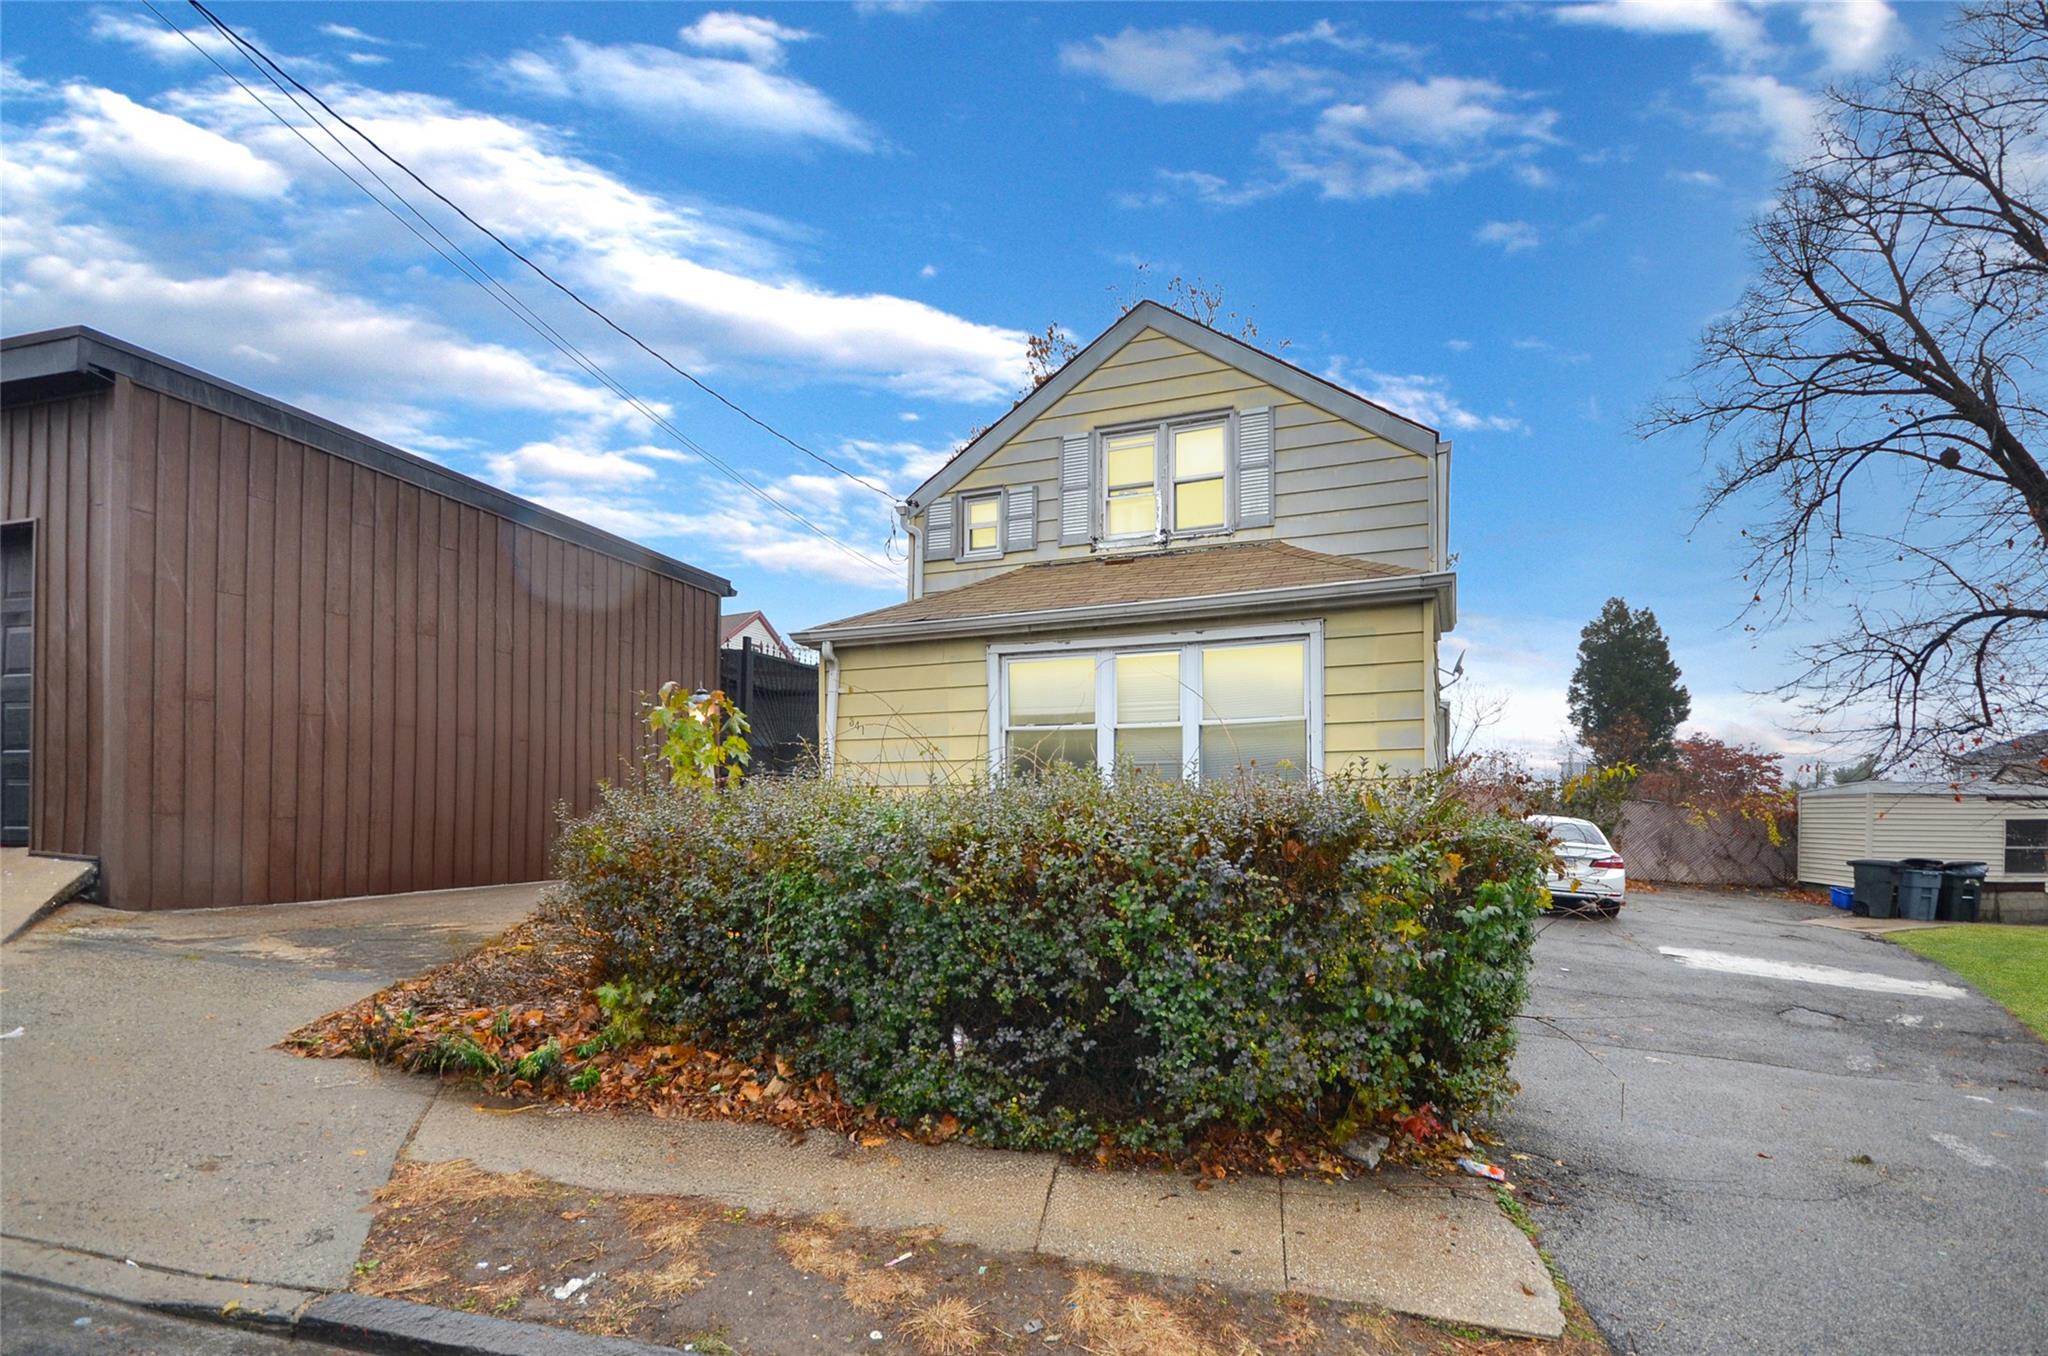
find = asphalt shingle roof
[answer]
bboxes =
[808,540,1418,635]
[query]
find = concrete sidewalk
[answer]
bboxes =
[1,884,543,1307]
[410,1095,1564,1339]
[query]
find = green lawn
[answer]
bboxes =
[1892,925,2048,1041]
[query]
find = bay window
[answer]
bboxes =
[996,629,1317,782]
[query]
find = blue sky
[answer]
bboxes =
[0,1,1946,765]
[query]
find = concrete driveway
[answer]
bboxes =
[1503,886,2048,1356]
[0,885,540,1307]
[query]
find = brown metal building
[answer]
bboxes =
[0,327,732,909]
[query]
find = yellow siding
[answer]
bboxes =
[922,328,1435,591]
[824,600,1435,784]
[826,637,989,786]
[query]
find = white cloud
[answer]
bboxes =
[1668,167,1722,186]
[1702,72,1822,162]
[158,83,1029,400]
[1445,338,1473,352]
[1474,219,1541,253]
[1059,26,1256,103]
[500,34,872,150]
[898,411,922,422]
[319,23,390,46]
[486,439,689,487]
[88,8,237,63]
[918,263,938,278]
[1345,76,1559,148]
[679,12,814,66]
[1800,0,1902,73]
[1325,361,1524,434]
[344,52,390,68]
[30,84,290,199]
[1553,0,1770,61]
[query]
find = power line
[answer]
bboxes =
[187,0,898,504]
[139,2,894,580]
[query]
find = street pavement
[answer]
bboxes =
[0,1276,356,1355]
[1502,886,2048,1356]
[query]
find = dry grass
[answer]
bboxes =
[625,1255,706,1300]
[1064,1270,1214,1356]
[578,1294,649,1337]
[841,1265,928,1314]
[779,1227,861,1282]
[375,1158,546,1212]
[1338,1309,1400,1351]
[778,1223,928,1314]
[902,1296,986,1356]
[466,1270,532,1312]
[358,1237,454,1298]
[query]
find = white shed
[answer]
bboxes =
[1797,780,2048,901]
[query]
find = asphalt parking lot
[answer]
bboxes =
[1502,886,2048,1355]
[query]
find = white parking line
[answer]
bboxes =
[1929,1133,2003,1170]
[1656,947,1968,999]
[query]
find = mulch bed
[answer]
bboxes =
[358,1157,1608,1356]
[284,916,1472,1181]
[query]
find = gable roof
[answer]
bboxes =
[905,300,1444,513]
[1,326,734,596]
[793,540,1453,645]
[720,609,795,653]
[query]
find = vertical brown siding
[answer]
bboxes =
[1,390,112,859]
[3,380,720,908]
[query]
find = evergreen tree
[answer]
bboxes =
[1566,598,1690,768]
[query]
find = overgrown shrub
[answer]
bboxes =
[555,767,1548,1153]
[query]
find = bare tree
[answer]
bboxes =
[1648,1,2048,770]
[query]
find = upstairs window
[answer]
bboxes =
[1098,416,1230,541]
[961,492,1002,559]
[1103,430,1159,539]
[1171,422,1227,531]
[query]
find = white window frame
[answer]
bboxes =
[1094,410,1236,544]
[986,620,1324,780]
[958,490,1004,561]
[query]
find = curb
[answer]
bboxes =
[300,1293,683,1355]
[0,1240,673,1356]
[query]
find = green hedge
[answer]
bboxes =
[556,768,1548,1153]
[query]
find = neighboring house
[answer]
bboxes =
[1947,730,2048,784]
[721,609,812,665]
[1797,780,2048,923]
[1,327,733,909]
[793,301,1455,786]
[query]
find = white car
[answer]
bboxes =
[1524,815,1626,916]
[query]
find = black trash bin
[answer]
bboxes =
[1937,862,1987,923]
[1848,859,1900,918]
[1896,866,1944,921]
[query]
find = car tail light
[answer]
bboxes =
[1590,855,1624,870]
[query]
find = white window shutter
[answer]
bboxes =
[924,497,955,559]
[1059,434,1092,545]
[1236,408,1273,528]
[1006,485,1037,553]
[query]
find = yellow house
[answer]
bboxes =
[793,302,1456,786]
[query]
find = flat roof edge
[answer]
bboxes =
[1,326,734,597]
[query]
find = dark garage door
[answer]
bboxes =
[1,522,31,846]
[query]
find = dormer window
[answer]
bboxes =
[1099,415,1231,542]
[961,492,1003,559]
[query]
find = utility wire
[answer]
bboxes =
[187,0,898,505]
[141,1,893,579]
